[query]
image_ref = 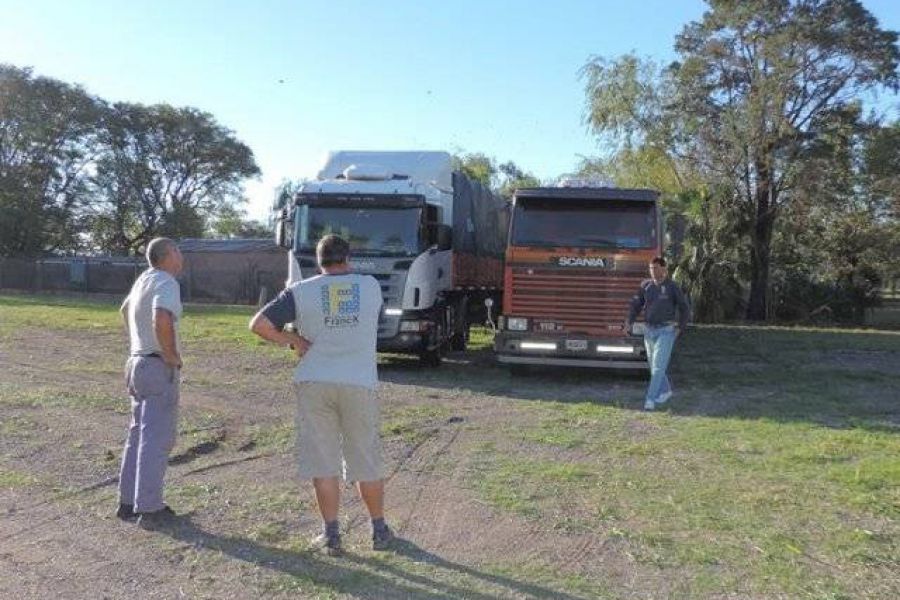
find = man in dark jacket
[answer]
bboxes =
[625,256,690,411]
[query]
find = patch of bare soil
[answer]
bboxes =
[2,326,669,599]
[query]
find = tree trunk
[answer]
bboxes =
[747,180,776,321]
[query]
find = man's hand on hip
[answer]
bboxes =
[162,352,182,369]
[287,332,312,359]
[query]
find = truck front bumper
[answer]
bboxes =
[494,332,648,369]
[377,332,426,353]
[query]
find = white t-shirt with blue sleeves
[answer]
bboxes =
[262,273,382,390]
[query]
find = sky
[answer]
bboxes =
[2,0,900,221]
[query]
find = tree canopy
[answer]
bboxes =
[0,64,260,257]
[0,65,106,256]
[582,0,900,321]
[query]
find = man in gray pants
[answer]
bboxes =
[116,237,184,526]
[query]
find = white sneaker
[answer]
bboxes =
[643,399,655,411]
[657,391,673,405]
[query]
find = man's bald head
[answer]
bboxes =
[146,238,177,267]
[145,237,184,276]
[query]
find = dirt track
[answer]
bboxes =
[0,321,656,599]
[3,314,899,599]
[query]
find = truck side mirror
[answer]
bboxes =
[436,224,452,251]
[275,208,293,249]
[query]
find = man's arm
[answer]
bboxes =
[119,297,130,335]
[153,308,182,368]
[249,312,310,358]
[625,284,646,333]
[248,288,311,359]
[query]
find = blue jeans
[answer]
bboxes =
[643,325,676,403]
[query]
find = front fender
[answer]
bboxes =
[402,250,452,310]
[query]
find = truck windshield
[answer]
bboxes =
[511,199,657,249]
[296,206,422,256]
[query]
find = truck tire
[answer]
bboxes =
[449,296,469,352]
[419,347,442,367]
[449,325,469,352]
[419,312,445,367]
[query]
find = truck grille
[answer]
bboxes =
[509,267,643,336]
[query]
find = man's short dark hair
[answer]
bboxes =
[650,256,667,267]
[317,235,351,267]
[146,237,177,267]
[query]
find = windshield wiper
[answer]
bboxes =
[575,237,617,246]
[352,249,416,257]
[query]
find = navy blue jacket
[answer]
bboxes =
[626,278,690,330]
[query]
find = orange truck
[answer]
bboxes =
[494,184,662,370]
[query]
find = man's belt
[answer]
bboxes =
[131,352,162,358]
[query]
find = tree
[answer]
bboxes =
[210,204,271,239]
[497,161,541,200]
[771,110,900,322]
[91,102,260,254]
[0,65,106,256]
[864,120,900,220]
[863,121,900,291]
[453,152,497,188]
[583,2,900,320]
[671,0,899,319]
[453,152,540,199]
[273,179,302,212]
[572,135,747,322]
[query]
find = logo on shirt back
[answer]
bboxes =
[320,283,361,327]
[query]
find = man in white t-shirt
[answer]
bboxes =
[117,237,184,527]
[249,234,391,556]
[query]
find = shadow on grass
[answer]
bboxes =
[155,516,592,599]
[378,327,900,432]
[380,348,645,398]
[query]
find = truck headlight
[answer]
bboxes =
[384,308,403,316]
[520,341,557,351]
[631,322,646,335]
[596,345,635,354]
[506,317,528,331]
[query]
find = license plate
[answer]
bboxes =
[565,339,588,351]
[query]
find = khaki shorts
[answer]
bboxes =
[293,381,383,482]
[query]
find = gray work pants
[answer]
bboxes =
[118,356,179,512]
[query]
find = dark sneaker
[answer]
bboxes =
[312,532,343,557]
[116,503,137,521]
[136,505,177,530]
[372,525,395,551]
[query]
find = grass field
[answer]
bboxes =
[0,293,898,599]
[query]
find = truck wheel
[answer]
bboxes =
[419,347,442,367]
[419,316,444,367]
[450,326,469,352]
